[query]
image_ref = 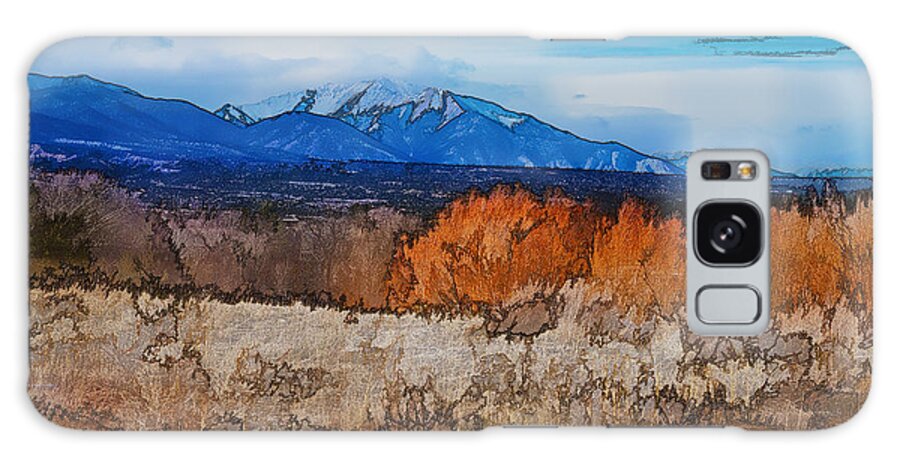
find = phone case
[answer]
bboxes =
[28,37,872,430]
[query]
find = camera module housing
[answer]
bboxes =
[686,150,770,336]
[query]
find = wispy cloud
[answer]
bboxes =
[111,36,174,51]
[32,38,478,108]
[695,36,852,58]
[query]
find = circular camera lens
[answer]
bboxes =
[694,203,762,265]
[710,217,743,251]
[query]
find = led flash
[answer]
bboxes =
[737,162,756,180]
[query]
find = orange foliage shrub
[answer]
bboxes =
[386,185,597,315]
[843,199,874,311]
[589,198,685,322]
[770,194,872,312]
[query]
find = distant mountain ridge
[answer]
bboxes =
[651,151,800,177]
[800,167,873,178]
[29,74,400,165]
[652,151,871,178]
[29,74,250,161]
[27,73,687,174]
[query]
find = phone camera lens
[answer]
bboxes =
[710,218,743,251]
[695,202,762,265]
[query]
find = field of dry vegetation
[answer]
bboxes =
[28,171,872,430]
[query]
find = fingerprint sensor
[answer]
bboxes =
[696,286,761,324]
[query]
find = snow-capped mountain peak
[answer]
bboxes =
[231,78,542,136]
[237,78,448,128]
[234,79,473,140]
[211,77,682,174]
[333,78,424,117]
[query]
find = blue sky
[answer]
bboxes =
[31,37,871,172]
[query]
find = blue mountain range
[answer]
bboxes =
[29,74,681,174]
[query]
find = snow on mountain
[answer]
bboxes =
[214,103,256,127]
[409,96,681,173]
[237,80,429,123]
[452,95,525,130]
[232,78,681,174]
[239,91,311,122]
[239,79,454,132]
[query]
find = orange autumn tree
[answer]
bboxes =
[769,193,872,312]
[589,198,685,322]
[386,185,596,315]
